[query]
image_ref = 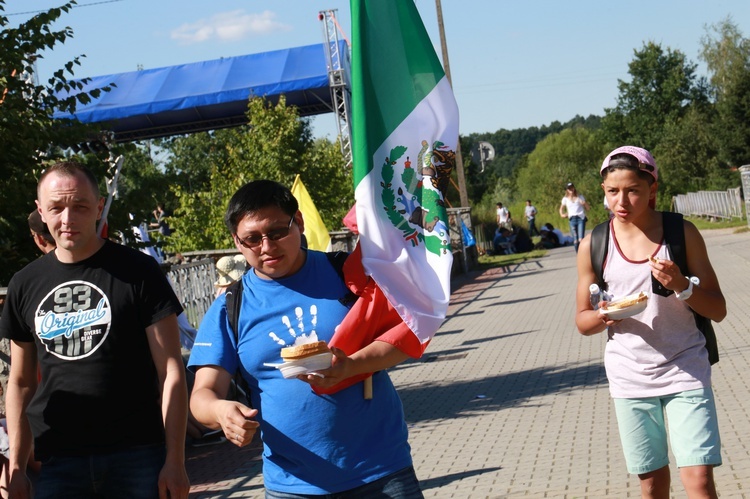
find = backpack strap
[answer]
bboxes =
[224,278,251,404]
[326,251,359,308]
[589,220,611,291]
[660,212,719,365]
[661,212,686,271]
[225,279,243,340]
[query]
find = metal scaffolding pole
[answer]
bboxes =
[319,10,353,169]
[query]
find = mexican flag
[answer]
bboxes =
[350,0,458,345]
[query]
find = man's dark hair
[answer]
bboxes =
[37,161,100,197]
[28,210,55,244]
[224,180,299,234]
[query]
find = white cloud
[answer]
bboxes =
[170,10,292,45]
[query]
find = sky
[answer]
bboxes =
[4,0,750,141]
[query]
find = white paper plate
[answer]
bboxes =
[600,293,648,320]
[263,352,332,379]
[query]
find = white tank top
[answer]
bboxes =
[602,223,711,398]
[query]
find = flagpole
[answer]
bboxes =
[435,0,469,208]
[364,376,372,399]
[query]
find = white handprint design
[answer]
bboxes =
[268,305,320,347]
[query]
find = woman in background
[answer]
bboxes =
[559,182,590,252]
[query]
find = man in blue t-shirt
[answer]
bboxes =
[188,180,423,497]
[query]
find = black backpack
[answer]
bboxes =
[590,212,719,365]
[224,251,357,403]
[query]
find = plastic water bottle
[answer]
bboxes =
[590,284,613,310]
[589,284,602,310]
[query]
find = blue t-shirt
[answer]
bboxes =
[188,250,413,494]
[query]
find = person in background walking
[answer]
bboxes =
[496,202,512,230]
[524,200,539,236]
[559,182,590,253]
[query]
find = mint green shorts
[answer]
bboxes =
[613,387,722,475]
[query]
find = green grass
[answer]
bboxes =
[685,216,748,232]
[477,248,547,269]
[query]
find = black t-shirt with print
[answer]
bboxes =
[0,240,182,459]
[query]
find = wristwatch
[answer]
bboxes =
[676,276,699,301]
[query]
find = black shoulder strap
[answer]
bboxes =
[326,250,349,279]
[662,212,686,272]
[590,220,611,291]
[224,278,251,404]
[225,279,244,341]
[661,212,719,365]
[326,251,359,308]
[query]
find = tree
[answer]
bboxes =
[652,107,723,207]
[166,97,352,253]
[0,0,112,285]
[516,127,609,225]
[601,42,708,150]
[700,18,750,168]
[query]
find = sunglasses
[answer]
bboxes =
[236,217,295,249]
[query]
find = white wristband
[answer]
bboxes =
[675,278,695,301]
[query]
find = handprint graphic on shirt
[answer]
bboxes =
[268,304,320,348]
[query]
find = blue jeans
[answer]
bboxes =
[34,444,165,499]
[265,466,424,499]
[569,216,586,252]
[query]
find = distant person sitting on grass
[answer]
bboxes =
[537,226,560,249]
[545,223,573,246]
[512,226,533,253]
[493,227,515,255]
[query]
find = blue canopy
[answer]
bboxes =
[53,42,347,142]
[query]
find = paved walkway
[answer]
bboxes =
[186,227,750,498]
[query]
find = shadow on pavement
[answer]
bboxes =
[398,361,607,423]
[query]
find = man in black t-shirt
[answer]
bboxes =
[0,162,189,499]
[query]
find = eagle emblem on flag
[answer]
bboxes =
[379,140,455,255]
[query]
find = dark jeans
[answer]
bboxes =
[265,466,424,499]
[527,218,539,237]
[33,445,165,499]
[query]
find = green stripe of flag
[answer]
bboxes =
[350,0,446,185]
